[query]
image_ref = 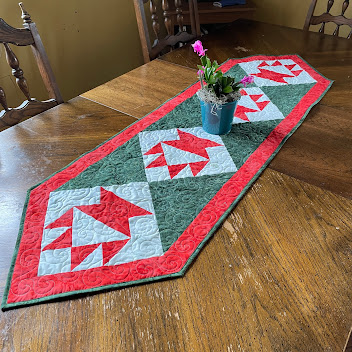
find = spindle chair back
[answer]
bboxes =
[304,0,352,38]
[133,0,201,63]
[0,3,63,131]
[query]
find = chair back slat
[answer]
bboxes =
[0,87,9,111]
[0,99,57,129]
[319,0,335,33]
[150,0,160,40]
[0,2,63,131]
[134,0,200,63]
[305,0,352,37]
[175,0,184,32]
[3,43,31,100]
[333,0,350,34]
[0,18,33,45]
[162,0,173,36]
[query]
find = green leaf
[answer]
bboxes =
[223,86,233,94]
[214,71,223,80]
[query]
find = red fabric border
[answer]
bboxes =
[6,55,331,304]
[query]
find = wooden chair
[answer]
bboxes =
[0,3,63,131]
[304,0,352,38]
[133,0,201,63]
[344,326,352,352]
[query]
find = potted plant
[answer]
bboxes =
[192,40,254,135]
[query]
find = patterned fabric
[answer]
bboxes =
[2,55,332,309]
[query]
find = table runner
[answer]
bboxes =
[2,55,332,310]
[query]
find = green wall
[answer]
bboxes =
[0,0,144,107]
[0,0,350,109]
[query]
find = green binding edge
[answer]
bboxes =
[1,55,333,310]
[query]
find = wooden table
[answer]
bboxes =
[1,19,352,352]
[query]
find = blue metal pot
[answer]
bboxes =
[200,100,238,135]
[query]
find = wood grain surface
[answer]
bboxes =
[1,19,352,352]
[81,60,197,119]
[1,169,351,351]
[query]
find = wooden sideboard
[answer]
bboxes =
[181,0,256,25]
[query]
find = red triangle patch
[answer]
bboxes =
[45,208,73,229]
[234,105,257,121]
[144,142,163,155]
[258,61,267,68]
[256,101,270,111]
[250,94,263,102]
[164,130,221,159]
[168,164,188,179]
[292,70,303,77]
[189,161,209,176]
[71,244,100,271]
[102,240,130,265]
[272,60,282,66]
[43,228,72,251]
[285,64,296,71]
[146,154,167,168]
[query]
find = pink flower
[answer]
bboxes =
[197,69,204,76]
[192,40,207,57]
[240,75,254,87]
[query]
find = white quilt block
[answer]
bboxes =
[239,59,317,86]
[233,87,285,124]
[38,182,163,276]
[139,127,238,182]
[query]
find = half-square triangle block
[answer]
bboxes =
[37,182,163,276]
[139,127,238,182]
[239,59,317,86]
[233,87,284,124]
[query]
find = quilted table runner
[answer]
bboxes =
[2,55,332,309]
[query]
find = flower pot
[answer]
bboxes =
[200,100,238,135]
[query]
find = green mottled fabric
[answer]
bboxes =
[149,173,233,251]
[59,136,147,191]
[261,83,315,116]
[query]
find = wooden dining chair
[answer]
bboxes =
[133,0,201,63]
[344,326,352,352]
[304,0,352,38]
[0,3,63,131]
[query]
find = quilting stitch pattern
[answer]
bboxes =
[1,55,332,309]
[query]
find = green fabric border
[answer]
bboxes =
[1,55,333,310]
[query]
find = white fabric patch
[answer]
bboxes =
[139,127,237,182]
[37,248,71,276]
[38,182,163,275]
[72,208,129,247]
[233,87,285,124]
[239,59,316,86]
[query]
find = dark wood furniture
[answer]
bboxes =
[1,19,352,352]
[0,2,63,131]
[304,0,352,37]
[343,328,352,352]
[179,0,256,25]
[133,0,201,63]
[345,327,352,352]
